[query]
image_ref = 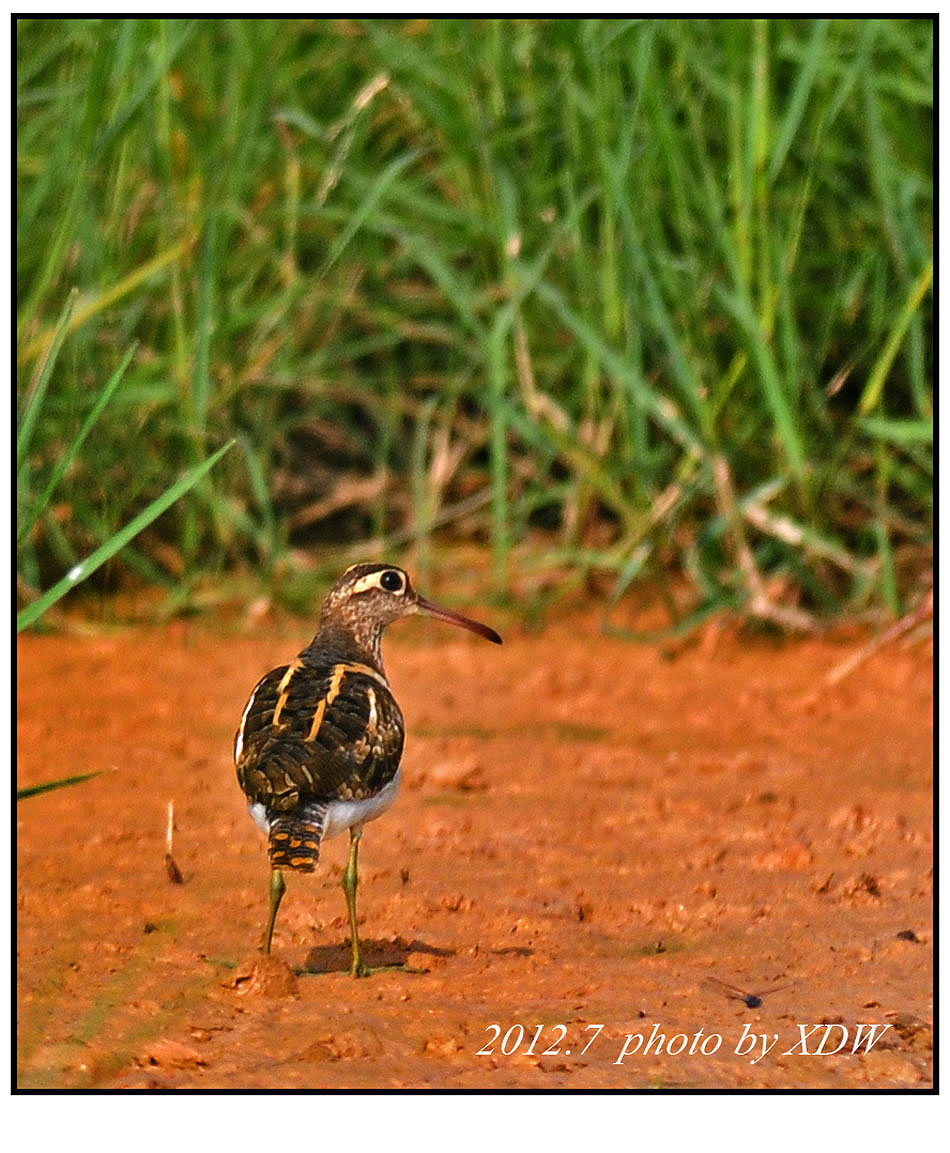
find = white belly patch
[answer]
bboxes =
[323,770,402,839]
[249,770,402,842]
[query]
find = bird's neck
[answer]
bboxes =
[307,619,385,672]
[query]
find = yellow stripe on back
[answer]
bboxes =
[272,658,304,727]
[304,662,390,742]
[305,664,344,741]
[339,661,390,689]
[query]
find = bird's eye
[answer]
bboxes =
[379,569,404,593]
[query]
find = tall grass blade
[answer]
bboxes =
[858,258,933,417]
[16,288,77,472]
[18,239,194,368]
[17,440,234,632]
[18,344,138,546]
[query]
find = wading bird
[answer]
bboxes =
[235,562,501,976]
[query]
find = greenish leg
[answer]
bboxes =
[342,827,368,977]
[262,867,286,955]
[341,826,427,978]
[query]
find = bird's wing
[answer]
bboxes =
[235,658,404,811]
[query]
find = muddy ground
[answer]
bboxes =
[16,599,933,1090]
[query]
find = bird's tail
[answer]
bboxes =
[268,803,327,872]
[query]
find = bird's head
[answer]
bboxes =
[317,562,502,662]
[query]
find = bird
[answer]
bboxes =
[234,561,502,977]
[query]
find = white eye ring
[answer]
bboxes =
[348,568,407,596]
[379,569,405,593]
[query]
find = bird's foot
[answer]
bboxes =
[350,959,428,979]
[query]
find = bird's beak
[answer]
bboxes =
[414,595,502,645]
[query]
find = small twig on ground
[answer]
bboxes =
[712,455,816,633]
[826,587,933,686]
[165,799,184,884]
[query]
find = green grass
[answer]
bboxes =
[16,288,234,631]
[16,18,932,630]
[16,769,110,800]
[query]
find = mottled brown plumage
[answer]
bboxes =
[236,654,404,869]
[234,562,501,975]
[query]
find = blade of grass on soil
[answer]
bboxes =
[17,770,110,801]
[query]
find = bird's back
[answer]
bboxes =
[235,647,405,870]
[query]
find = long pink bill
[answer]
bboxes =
[415,595,502,645]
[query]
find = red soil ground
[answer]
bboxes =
[16,603,932,1089]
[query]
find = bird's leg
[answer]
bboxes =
[342,827,368,977]
[341,826,428,978]
[261,867,286,955]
